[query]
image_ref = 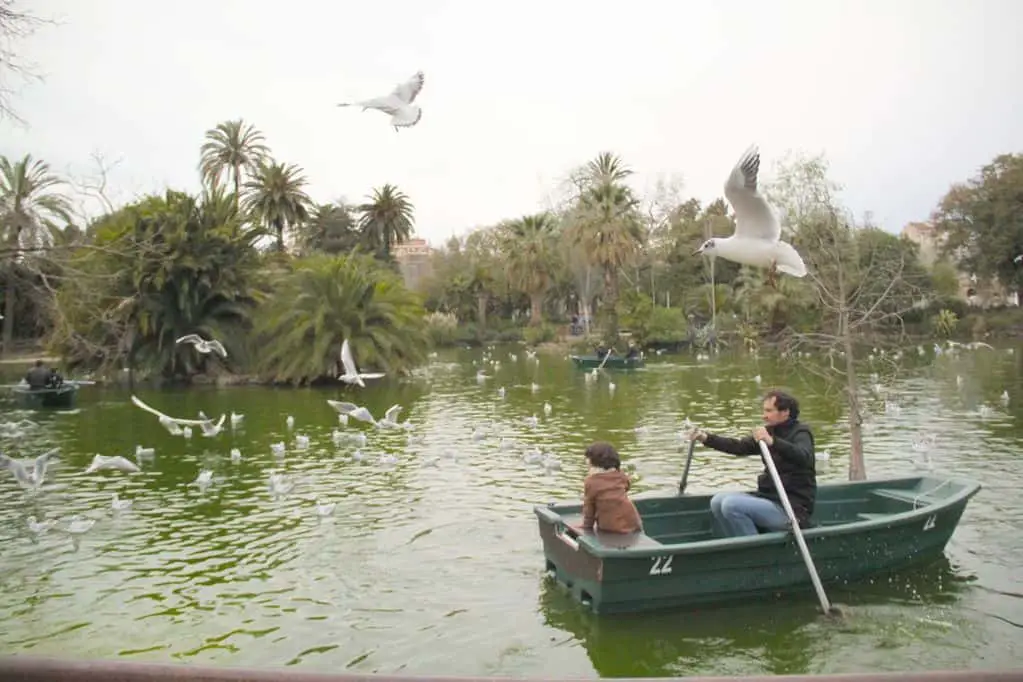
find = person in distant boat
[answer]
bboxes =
[574,441,643,534]
[625,341,639,359]
[46,367,64,388]
[687,390,816,537]
[25,360,50,389]
[595,344,609,359]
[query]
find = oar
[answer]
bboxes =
[756,438,837,616]
[678,437,697,494]
[596,346,618,371]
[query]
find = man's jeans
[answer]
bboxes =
[709,491,789,537]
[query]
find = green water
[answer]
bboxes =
[0,346,1020,677]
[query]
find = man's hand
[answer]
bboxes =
[752,426,772,445]
[686,428,708,443]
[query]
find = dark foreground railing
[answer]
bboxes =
[1,658,1022,682]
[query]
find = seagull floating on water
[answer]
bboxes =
[85,454,140,474]
[175,333,227,358]
[337,71,425,131]
[694,145,807,287]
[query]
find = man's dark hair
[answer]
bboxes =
[34,360,43,367]
[764,390,799,420]
[585,441,621,470]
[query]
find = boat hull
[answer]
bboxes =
[535,475,980,614]
[12,385,78,409]
[570,354,645,370]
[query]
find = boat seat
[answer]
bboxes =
[871,488,937,507]
[856,512,889,521]
[591,530,663,550]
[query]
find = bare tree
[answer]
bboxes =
[0,0,50,124]
[768,155,928,481]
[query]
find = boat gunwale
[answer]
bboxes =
[535,475,982,560]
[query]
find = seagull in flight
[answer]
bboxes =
[0,448,59,489]
[175,334,227,358]
[337,71,425,131]
[338,338,385,387]
[326,400,377,426]
[693,145,807,287]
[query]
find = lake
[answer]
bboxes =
[0,344,1020,677]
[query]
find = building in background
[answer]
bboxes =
[901,221,1017,307]
[393,238,433,291]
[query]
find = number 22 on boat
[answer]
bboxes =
[649,555,674,576]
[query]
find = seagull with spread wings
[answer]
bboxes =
[693,145,807,287]
[338,339,385,387]
[337,71,425,131]
[175,334,228,358]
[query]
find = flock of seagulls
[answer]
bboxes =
[1,333,1012,552]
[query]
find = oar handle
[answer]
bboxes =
[596,347,617,370]
[757,438,833,615]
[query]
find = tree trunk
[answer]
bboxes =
[1,271,15,358]
[476,293,488,329]
[529,292,544,326]
[603,267,619,341]
[838,266,867,481]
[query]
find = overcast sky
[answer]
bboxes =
[3,0,1021,244]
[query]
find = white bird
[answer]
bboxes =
[694,145,807,286]
[316,500,336,517]
[327,400,377,425]
[26,516,55,535]
[175,333,227,358]
[337,71,425,131]
[0,448,59,489]
[111,493,133,512]
[199,414,226,437]
[338,339,386,387]
[132,395,226,429]
[85,454,140,474]
[377,404,411,430]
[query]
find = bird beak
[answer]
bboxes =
[692,247,704,256]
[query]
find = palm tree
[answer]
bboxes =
[301,201,361,255]
[567,153,644,340]
[254,253,428,384]
[0,154,73,356]
[199,119,270,212]
[502,213,559,325]
[357,184,414,260]
[243,160,312,252]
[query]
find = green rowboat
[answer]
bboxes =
[534,475,980,614]
[11,384,80,409]
[570,354,645,370]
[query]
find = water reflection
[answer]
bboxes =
[539,557,974,678]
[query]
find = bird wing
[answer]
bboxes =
[131,395,212,426]
[208,340,228,358]
[327,399,359,414]
[358,372,386,380]
[340,339,358,377]
[723,145,780,242]
[32,448,59,483]
[390,106,422,128]
[392,71,424,104]
[384,404,403,422]
[175,334,203,345]
[351,407,376,424]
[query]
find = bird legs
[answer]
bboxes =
[765,263,779,289]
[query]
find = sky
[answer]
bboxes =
[2,0,1021,246]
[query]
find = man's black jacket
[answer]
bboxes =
[702,419,817,525]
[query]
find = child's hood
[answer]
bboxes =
[588,469,631,493]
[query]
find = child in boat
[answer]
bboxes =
[577,441,643,534]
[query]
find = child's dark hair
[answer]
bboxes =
[585,441,621,470]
